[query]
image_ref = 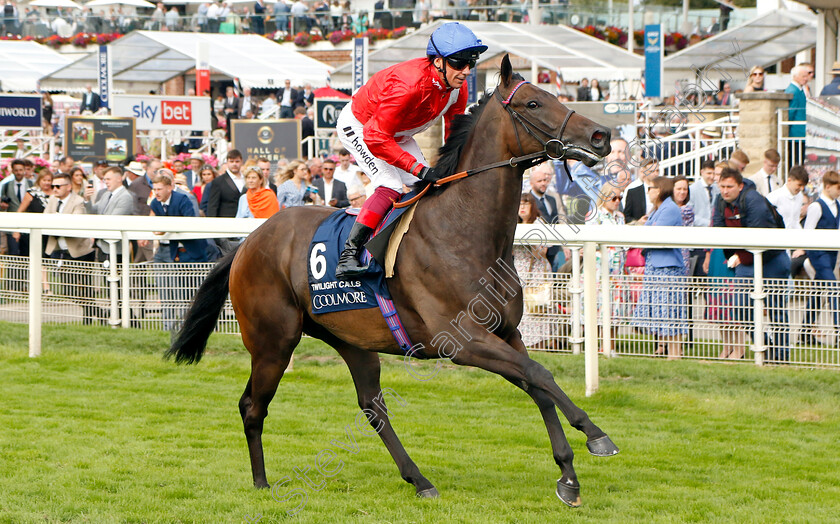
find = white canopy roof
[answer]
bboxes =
[41,31,333,91]
[333,20,643,84]
[0,41,72,92]
[664,10,816,73]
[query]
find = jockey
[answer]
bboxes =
[334,22,487,279]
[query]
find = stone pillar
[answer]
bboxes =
[737,92,792,177]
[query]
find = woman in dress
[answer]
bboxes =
[42,93,54,127]
[631,177,689,359]
[194,166,216,215]
[513,193,554,348]
[69,166,87,196]
[593,185,625,354]
[742,66,765,93]
[13,170,54,292]
[236,166,280,218]
[590,79,603,101]
[276,160,320,208]
[672,175,695,273]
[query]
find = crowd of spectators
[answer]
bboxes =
[517,132,836,361]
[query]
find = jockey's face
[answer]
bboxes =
[434,57,471,90]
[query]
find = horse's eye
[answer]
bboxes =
[527,101,539,109]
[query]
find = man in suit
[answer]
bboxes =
[529,166,558,223]
[80,84,102,113]
[313,159,349,208]
[819,61,840,96]
[622,157,659,223]
[144,174,209,331]
[785,64,811,170]
[277,79,297,119]
[207,149,246,253]
[748,149,781,197]
[45,173,102,324]
[296,83,314,109]
[576,78,591,101]
[297,106,315,142]
[239,87,258,119]
[223,86,240,140]
[84,166,135,259]
[182,154,203,190]
[207,149,245,218]
[1,159,33,255]
[528,163,562,270]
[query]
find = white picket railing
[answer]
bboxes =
[2,214,840,396]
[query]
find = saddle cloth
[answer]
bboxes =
[307,194,422,356]
[307,209,389,315]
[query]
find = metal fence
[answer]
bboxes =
[3,254,838,368]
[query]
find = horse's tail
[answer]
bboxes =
[166,244,240,364]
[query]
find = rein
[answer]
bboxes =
[394,81,577,209]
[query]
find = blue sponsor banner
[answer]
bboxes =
[467,68,477,104]
[98,45,111,109]
[352,37,367,94]
[644,24,663,98]
[0,95,43,129]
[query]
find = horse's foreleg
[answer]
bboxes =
[504,333,580,506]
[335,345,438,498]
[452,335,619,455]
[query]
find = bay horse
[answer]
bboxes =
[168,55,618,507]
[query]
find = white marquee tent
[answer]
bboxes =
[332,20,644,91]
[40,31,334,92]
[0,41,73,92]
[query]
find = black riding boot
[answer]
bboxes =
[335,222,374,280]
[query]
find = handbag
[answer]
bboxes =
[522,258,552,313]
[524,283,552,313]
[625,248,645,268]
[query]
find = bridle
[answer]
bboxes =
[496,80,576,172]
[393,80,589,209]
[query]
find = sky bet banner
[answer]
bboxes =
[0,95,43,129]
[644,24,664,98]
[111,95,211,131]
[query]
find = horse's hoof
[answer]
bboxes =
[416,487,439,498]
[254,481,270,489]
[555,479,581,507]
[587,435,620,457]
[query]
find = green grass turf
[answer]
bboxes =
[1,321,839,523]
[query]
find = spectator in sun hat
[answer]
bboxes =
[819,61,840,97]
[123,161,146,187]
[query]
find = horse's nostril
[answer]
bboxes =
[591,130,606,147]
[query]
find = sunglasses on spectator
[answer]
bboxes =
[51,183,68,188]
[322,167,335,171]
[751,71,765,76]
[610,195,622,202]
[446,56,477,70]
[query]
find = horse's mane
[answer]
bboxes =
[435,73,524,177]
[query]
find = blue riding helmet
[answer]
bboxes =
[426,22,488,59]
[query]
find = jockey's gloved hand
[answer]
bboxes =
[418,166,445,183]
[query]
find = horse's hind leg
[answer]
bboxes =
[239,321,301,489]
[333,343,438,498]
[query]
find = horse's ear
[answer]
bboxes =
[500,54,513,88]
